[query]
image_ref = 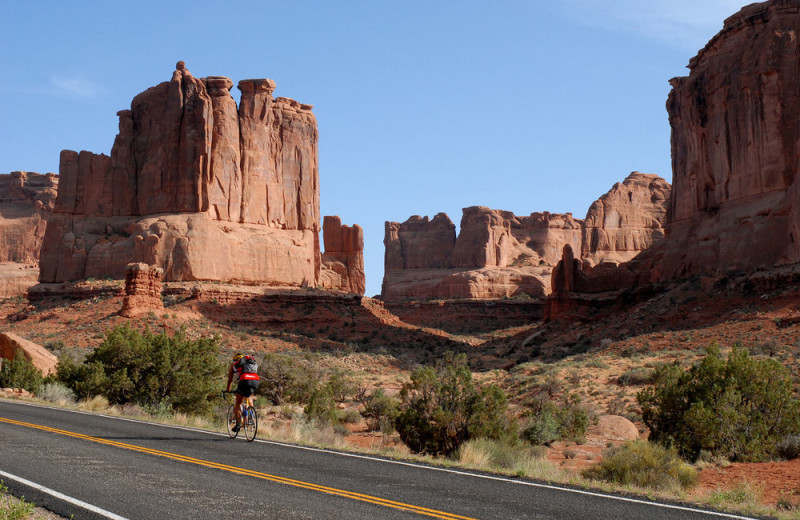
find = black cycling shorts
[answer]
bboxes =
[236,379,260,398]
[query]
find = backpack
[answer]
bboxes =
[239,355,258,374]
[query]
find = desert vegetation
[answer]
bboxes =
[6,309,800,520]
[639,344,800,462]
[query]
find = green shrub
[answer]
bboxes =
[0,480,35,520]
[618,367,655,386]
[522,400,560,445]
[395,352,511,457]
[257,353,304,405]
[36,382,76,405]
[355,387,399,432]
[304,383,338,425]
[56,324,224,416]
[0,356,43,393]
[582,440,697,491]
[522,395,589,446]
[638,344,800,462]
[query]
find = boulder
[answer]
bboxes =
[589,415,640,441]
[0,332,58,376]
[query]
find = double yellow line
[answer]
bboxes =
[0,417,477,520]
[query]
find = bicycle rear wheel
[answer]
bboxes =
[244,405,258,442]
[226,404,238,438]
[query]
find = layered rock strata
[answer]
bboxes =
[120,263,164,317]
[381,172,669,302]
[644,0,800,280]
[0,172,58,297]
[382,208,582,300]
[581,173,671,266]
[320,216,365,294]
[39,62,325,287]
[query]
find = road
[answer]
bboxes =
[0,399,759,520]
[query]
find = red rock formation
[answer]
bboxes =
[0,332,58,376]
[320,216,365,295]
[381,207,582,301]
[0,172,57,263]
[582,172,670,266]
[39,62,325,287]
[0,172,58,297]
[544,245,635,321]
[648,0,800,280]
[120,263,164,317]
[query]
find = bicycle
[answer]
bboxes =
[221,391,258,442]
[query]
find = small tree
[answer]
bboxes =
[395,352,510,457]
[0,355,43,393]
[638,344,800,462]
[57,324,224,416]
[522,394,589,446]
[355,386,399,432]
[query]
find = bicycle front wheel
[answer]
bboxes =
[226,404,238,439]
[244,406,258,442]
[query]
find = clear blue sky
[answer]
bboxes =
[0,1,749,296]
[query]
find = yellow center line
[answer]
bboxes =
[0,417,478,520]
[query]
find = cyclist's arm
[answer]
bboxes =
[225,363,234,392]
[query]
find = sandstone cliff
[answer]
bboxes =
[381,207,582,300]
[382,172,670,302]
[0,172,58,297]
[320,216,365,294]
[642,0,800,281]
[37,62,354,290]
[582,172,670,266]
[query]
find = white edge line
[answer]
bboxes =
[1,399,759,520]
[0,468,129,520]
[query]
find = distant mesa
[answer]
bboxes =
[30,62,363,294]
[0,171,58,298]
[381,172,670,302]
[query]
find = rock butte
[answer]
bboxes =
[381,172,670,302]
[547,0,800,318]
[35,63,364,294]
[0,172,58,297]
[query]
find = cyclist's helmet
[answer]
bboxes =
[233,353,244,362]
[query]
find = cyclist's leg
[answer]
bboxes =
[234,391,244,426]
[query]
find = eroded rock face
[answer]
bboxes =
[0,172,57,264]
[39,63,324,287]
[381,207,583,300]
[320,216,365,295]
[652,0,800,280]
[120,263,164,317]
[0,172,58,297]
[582,172,670,266]
[381,178,670,302]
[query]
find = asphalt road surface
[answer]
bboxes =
[0,399,761,520]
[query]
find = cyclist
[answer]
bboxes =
[226,353,261,432]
